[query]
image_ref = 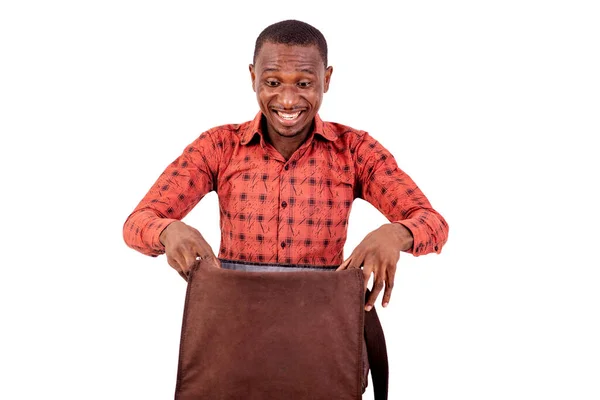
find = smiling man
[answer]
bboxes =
[124,19,448,398]
[124,19,448,316]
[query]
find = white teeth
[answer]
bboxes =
[277,111,301,120]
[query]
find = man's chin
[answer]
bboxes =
[267,121,307,139]
[275,128,303,138]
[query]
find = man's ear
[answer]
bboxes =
[324,66,333,93]
[249,64,256,92]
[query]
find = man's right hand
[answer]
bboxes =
[159,221,220,280]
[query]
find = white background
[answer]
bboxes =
[1,1,599,399]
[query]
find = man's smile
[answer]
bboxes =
[273,109,304,126]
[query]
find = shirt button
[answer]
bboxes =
[281,241,286,248]
[281,201,287,208]
[284,165,289,171]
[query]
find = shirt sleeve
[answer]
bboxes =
[353,132,449,256]
[123,131,220,257]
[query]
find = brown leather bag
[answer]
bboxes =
[174,260,388,400]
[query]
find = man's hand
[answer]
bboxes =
[159,221,220,280]
[337,223,413,311]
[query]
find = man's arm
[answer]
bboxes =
[123,131,221,277]
[338,131,449,309]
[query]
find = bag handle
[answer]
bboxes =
[364,290,389,400]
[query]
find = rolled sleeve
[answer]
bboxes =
[353,132,449,256]
[123,131,219,256]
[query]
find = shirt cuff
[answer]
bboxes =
[393,220,441,256]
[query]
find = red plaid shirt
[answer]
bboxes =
[123,112,448,266]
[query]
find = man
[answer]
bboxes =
[123,19,448,312]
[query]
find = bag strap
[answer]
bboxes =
[364,291,389,400]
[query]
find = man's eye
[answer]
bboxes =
[297,81,311,88]
[266,80,280,87]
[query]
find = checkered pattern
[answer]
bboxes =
[123,112,448,266]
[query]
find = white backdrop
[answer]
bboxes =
[1,1,599,399]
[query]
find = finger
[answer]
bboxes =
[167,254,188,281]
[166,253,181,272]
[336,256,353,271]
[365,270,385,312]
[362,264,374,293]
[193,240,220,268]
[180,250,198,276]
[177,269,189,282]
[201,253,221,269]
[382,265,396,308]
[348,250,366,270]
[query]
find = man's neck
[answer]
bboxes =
[263,119,314,161]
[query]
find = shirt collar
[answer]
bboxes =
[240,112,338,145]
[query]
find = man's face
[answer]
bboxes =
[250,42,332,139]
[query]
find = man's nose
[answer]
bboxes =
[278,84,298,108]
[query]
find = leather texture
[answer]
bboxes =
[175,260,366,400]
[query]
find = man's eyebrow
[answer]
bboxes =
[261,67,317,75]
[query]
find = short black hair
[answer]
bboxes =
[253,20,328,67]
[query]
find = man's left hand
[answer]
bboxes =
[337,223,413,311]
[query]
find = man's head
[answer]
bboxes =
[250,20,333,141]
[253,19,328,67]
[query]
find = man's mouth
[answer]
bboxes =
[274,110,303,124]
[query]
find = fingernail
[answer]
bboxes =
[383,302,388,308]
[365,305,372,312]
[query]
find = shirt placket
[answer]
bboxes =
[266,139,312,264]
[278,161,291,263]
